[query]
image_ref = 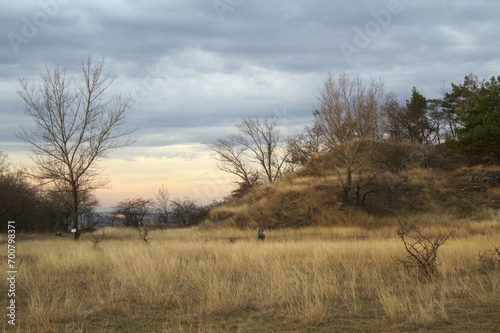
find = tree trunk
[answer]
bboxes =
[342,167,352,202]
[71,186,80,240]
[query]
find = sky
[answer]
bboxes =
[1,0,499,210]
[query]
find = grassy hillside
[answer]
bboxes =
[208,142,500,229]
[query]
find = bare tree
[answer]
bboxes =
[286,125,325,169]
[438,88,461,142]
[113,198,153,228]
[154,184,170,226]
[313,72,384,201]
[380,92,407,142]
[382,88,442,145]
[230,172,262,199]
[170,197,199,226]
[0,151,8,171]
[208,136,258,192]
[17,56,135,239]
[0,152,59,232]
[208,115,290,195]
[234,116,290,183]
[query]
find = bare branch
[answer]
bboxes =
[207,114,290,196]
[89,229,106,250]
[17,56,136,239]
[396,216,451,281]
[113,198,153,228]
[313,72,384,201]
[154,184,170,226]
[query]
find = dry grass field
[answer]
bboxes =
[2,218,500,332]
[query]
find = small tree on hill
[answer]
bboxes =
[313,72,384,201]
[208,115,290,195]
[286,125,324,170]
[380,92,407,142]
[404,87,434,144]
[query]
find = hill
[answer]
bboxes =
[207,142,500,229]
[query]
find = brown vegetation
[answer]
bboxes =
[209,142,500,229]
[2,222,500,332]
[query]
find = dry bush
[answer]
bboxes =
[88,229,106,250]
[139,226,151,244]
[208,145,499,229]
[479,246,500,271]
[396,217,451,281]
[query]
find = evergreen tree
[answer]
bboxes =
[448,75,500,165]
[404,87,433,144]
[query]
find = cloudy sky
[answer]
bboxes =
[1,0,499,210]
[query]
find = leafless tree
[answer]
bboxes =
[286,125,325,169]
[113,198,153,228]
[17,56,135,239]
[234,115,290,183]
[208,115,290,194]
[0,152,59,232]
[208,136,258,192]
[170,197,199,226]
[230,172,262,199]
[154,184,171,226]
[381,89,444,145]
[0,152,8,171]
[313,72,384,201]
[380,92,407,142]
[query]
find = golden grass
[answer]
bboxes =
[2,220,500,332]
[208,147,500,230]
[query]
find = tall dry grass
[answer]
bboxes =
[2,220,500,332]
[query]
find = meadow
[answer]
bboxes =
[2,217,500,332]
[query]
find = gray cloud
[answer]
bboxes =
[1,0,499,155]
